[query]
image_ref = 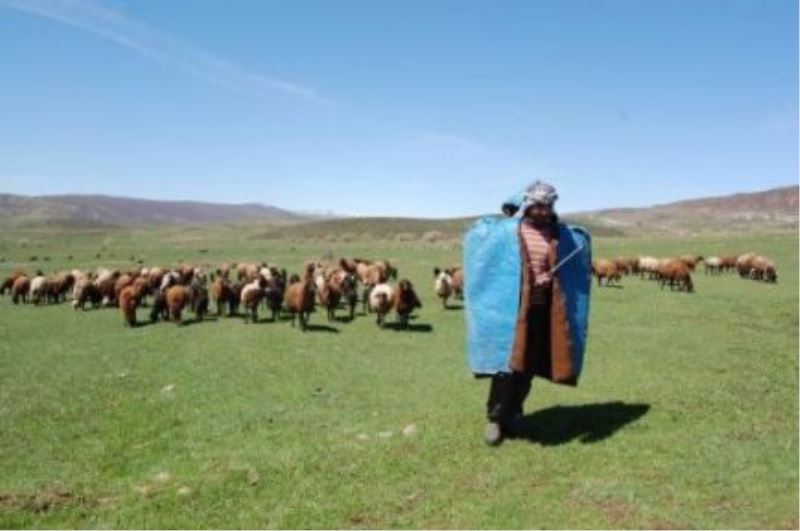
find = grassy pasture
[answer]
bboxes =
[0,224,797,529]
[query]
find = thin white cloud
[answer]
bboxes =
[0,0,329,104]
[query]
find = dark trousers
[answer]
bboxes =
[486,300,550,424]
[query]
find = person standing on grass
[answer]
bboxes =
[464,180,592,447]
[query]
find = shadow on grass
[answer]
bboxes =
[514,401,650,445]
[382,322,434,333]
[302,323,340,333]
[443,304,464,310]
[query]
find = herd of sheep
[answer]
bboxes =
[0,250,777,328]
[591,252,779,292]
[0,258,440,330]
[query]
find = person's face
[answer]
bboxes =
[524,203,552,225]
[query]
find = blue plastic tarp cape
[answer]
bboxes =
[463,214,592,378]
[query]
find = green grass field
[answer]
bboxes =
[0,225,797,529]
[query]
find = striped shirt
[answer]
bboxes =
[520,220,554,306]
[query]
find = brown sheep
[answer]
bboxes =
[393,279,422,329]
[46,272,75,304]
[749,256,778,283]
[317,278,342,322]
[720,255,738,273]
[451,267,464,300]
[659,259,694,292]
[114,274,136,304]
[95,269,121,306]
[211,276,234,316]
[284,265,316,330]
[592,259,621,286]
[165,285,190,324]
[118,284,143,327]
[1,271,26,296]
[11,275,30,304]
[147,267,166,292]
[736,253,758,278]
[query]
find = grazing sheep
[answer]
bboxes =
[340,273,358,320]
[720,255,738,273]
[614,257,637,276]
[29,273,49,305]
[1,272,26,296]
[72,278,102,310]
[228,281,244,316]
[393,279,422,329]
[211,276,234,316]
[317,277,342,322]
[592,259,621,286]
[736,253,758,278]
[659,259,694,292]
[149,291,169,323]
[46,272,75,304]
[240,277,266,323]
[95,269,121,306]
[433,267,453,308]
[450,267,464,300]
[159,271,181,292]
[147,267,166,292]
[189,280,209,321]
[11,275,30,304]
[638,256,661,280]
[704,256,723,275]
[114,274,136,304]
[165,285,190,325]
[264,273,286,322]
[749,256,778,283]
[369,283,394,327]
[284,265,316,330]
[118,284,143,327]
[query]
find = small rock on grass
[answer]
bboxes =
[246,468,261,486]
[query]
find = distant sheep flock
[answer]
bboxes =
[0,258,439,330]
[0,250,777,328]
[592,252,778,292]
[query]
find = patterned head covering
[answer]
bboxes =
[522,180,558,208]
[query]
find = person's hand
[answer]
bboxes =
[534,272,552,287]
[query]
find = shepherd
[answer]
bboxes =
[464,180,592,446]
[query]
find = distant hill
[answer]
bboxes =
[258,215,625,242]
[0,186,796,237]
[0,194,311,227]
[567,185,798,236]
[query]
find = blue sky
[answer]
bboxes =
[0,0,797,217]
